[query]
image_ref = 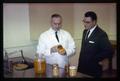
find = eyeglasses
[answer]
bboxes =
[82,20,91,24]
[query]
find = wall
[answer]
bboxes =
[3,3,31,48]
[3,3,36,59]
[73,3,116,40]
[29,3,74,40]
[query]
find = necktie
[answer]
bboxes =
[85,30,90,40]
[55,31,59,42]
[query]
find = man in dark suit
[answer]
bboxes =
[77,11,114,77]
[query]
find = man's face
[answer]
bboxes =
[83,17,96,30]
[51,17,62,31]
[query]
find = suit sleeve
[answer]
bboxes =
[96,32,114,62]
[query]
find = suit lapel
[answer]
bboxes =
[83,29,88,41]
[87,26,99,40]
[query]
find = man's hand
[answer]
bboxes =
[51,45,66,55]
[57,45,66,55]
[50,45,58,53]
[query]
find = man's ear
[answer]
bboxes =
[93,20,97,25]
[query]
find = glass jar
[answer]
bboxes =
[34,53,46,74]
[52,64,59,77]
[34,53,41,74]
[64,63,69,75]
[41,54,46,74]
[69,65,77,77]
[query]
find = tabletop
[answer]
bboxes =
[4,57,92,78]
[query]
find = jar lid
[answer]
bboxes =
[52,64,58,68]
[69,65,77,69]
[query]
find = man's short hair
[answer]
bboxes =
[84,11,97,21]
[51,13,62,18]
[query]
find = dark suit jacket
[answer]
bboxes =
[77,26,114,77]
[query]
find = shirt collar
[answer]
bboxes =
[49,28,61,34]
[89,25,97,33]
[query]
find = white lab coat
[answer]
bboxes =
[37,28,75,68]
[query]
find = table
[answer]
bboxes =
[4,57,92,78]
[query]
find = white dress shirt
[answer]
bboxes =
[88,25,97,38]
[37,28,75,68]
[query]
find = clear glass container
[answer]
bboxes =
[34,53,46,74]
[52,64,59,77]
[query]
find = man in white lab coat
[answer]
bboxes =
[37,13,75,68]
